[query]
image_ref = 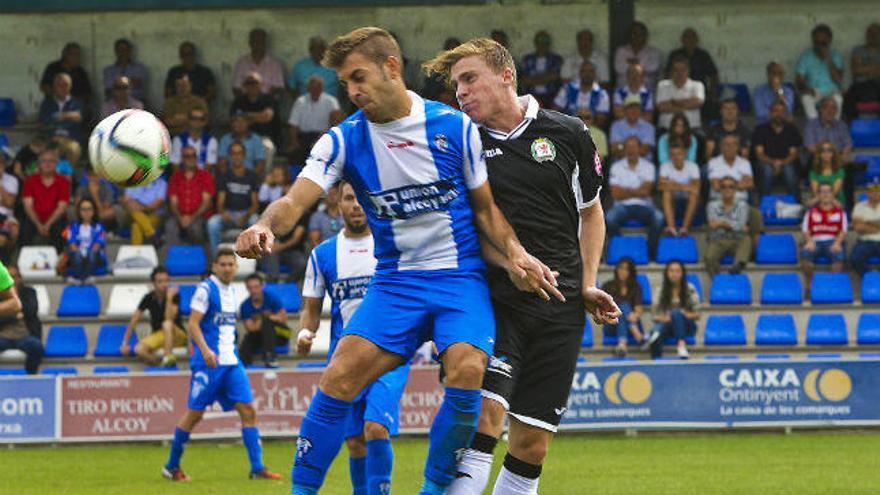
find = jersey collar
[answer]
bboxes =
[483,95,540,141]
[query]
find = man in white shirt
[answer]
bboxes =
[656,57,705,130]
[287,75,342,166]
[606,136,664,257]
[561,29,609,85]
[706,134,753,203]
[659,138,700,236]
[614,21,663,89]
[851,178,880,275]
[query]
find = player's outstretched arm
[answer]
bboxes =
[235,178,323,259]
[297,296,322,356]
[580,201,621,324]
[187,310,216,368]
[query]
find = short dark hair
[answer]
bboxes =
[151,266,169,281]
[245,273,264,285]
[114,38,132,50]
[215,247,236,261]
[812,23,833,39]
[324,26,401,69]
[62,42,81,57]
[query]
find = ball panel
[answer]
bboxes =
[88,109,170,189]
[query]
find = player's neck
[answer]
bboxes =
[371,89,412,123]
[343,227,370,239]
[484,92,526,133]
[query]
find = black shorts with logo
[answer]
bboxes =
[481,301,585,432]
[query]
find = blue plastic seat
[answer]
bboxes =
[857,313,880,345]
[42,366,77,375]
[755,314,798,346]
[808,353,842,359]
[0,98,16,126]
[861,272,880,304]
[297,361,326,369]
[177,284,198,316]
[704,354,741,361]
[806,313,848,345]
[851,118,880,147]
[607,235,649,265]
[656,236,698,264]
[709,274,752,305]
[760,273,803,305]
[275,342,290,355]
[756,353,791,360]
[760,195,800,226]
[0,368,26,375]
[57,285,101,317]
[636,273,652,305]
[94,366,130,374]
[856,154,880,185]
[577,355,587,363]
[755,233,798,264]
[266,282,302,312]
[145,365,178,372]
[166,245,207,276]
[581,320,593,348]
[720,83,751,113]
[860,352,880,359]
[810,273,854,304]
[663,334,696,346]
[686,273,703,302]
[44,325,88,357]
[704,315,747,345]
[94,324,138,357]
[602,356,636,362]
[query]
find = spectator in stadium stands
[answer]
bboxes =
[808,140,846,206]
[262,210,308,283]
[553,61,610,128]
[287,75,342,166]
[39,42,93,105]
[165,146,214,260]
[610,94,655,158]
[38,73,85,164]
[63,197,107,285]
[289,36,339,98]
[21,148,69,252]
[561,29,609,85]
[12,135,47,181]
[705,176,752,278]
[657,112,698,166]
[753,100,802,199]
[704,96,751,160]
[121,266,186,367]
[239,273,290,368]
[601,257,644,358]
[851,177,880,275]
[0,152,19,262]
[644,260,699,360]
[218,111,266,176]
[231,72,279,147]
[99,76,144,119]
[102,38,148,103]
[232,28,286,98]
[0,266,42,375]
[164,41,217,103]
[73,164,121,231]
[796,24,844,120]
[258,164,290,212]
[519,30,563,108]
[422,37,462,107]
[121,173,167,246]
[801,182,847,292]
[170,108,217,172]
[753,61,795,124]
[614,21,663,89]
[659,138,701,236]
[308,183,342,246]
[707,134,754,203]
[207,142,260,256]
[162,74,209,136]
[666,28,719,110]
[390,31,423,94]
[577,109,608,161]
[490,29,509,49]
[656,57,705,131]
[844,23,880,121]
[612,63,653,121]
[804,96,852,164]
[606,136,663,257]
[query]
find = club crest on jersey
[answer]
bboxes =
[530,137,556,163]
[434,133,448,151]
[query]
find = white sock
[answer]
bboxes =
[491,466,539,495]
[446,448,494,495]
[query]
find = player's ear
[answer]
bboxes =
[502,67,515,86]
[384,55,402,80]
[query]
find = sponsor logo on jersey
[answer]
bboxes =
[386,140,415,149]
[530,137,556,163]
[593,150,603,176]
[484,148,504,158]
[554,407,567,416]
[330,275,372,301]
[367,178,460,220]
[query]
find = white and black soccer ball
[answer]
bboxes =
[88,109,170,188]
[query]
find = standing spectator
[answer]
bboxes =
[657,112,698,165]
[606,136,663,257]
[169,109,218,171]
[232,28,285,98]
[656,57,705,130]
[308,184,342,246]
[0,152,20,261]
[553,61,610,128]
[610,95,655,158]
[561,29,609,85]
[705,177,752,277]
[102,38,149,102]
[844,23,880,121]
[287,76,341,166]
[63,197,107,285]
[519,30,563,108]
[164,41,217,103]
[600,257,644,358]
[288,36,339,98]
[804,96,852,163]
[74,164,121,231]
[38,73,85,164]
[659,139,701,236]
[801,182,847,291]
[0,265,41,374]
[121,174,167,246]
[231,72,279,146]
[162,75,209,136]
[258,164,290,212]
[100,76,144,119]
[796,24,844,119]
[753,100,802,198]
[808,140,845,206]
[12,136,47,181]
[577,109,608,162]
[851,177,880,275]
[120,266,186,367]
[218,112,266,176]
[239,273,289,368]
[644,260,700,360]
[614,21,663,88]
[665,28,719,106]
[207,142,260,256]
[704,97,751,160]
[39,42,93,105]
[612,64,654,120]
[21,148,69,251]
[165,146,215,260]
[707,134,754,203]
[753,61,795,124]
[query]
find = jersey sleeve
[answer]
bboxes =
[301,250,326,299]
[299,128,346,193]
[575,124,603,209]
[462,118,488,190]
[189,284,210,315]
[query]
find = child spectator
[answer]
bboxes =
[801,182,847,293]
[644,260,700,360]
[63,197,107,285]
[600,257,644,358]
[659,138,701,236]
[258,164,289,212]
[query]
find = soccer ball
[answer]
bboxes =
[88,109,170,188]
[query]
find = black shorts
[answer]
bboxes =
[481,303,584,432]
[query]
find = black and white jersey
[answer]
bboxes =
[480,95,603,324]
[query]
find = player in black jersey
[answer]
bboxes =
[425,38,621,494]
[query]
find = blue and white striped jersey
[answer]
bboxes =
[189,275,241,367]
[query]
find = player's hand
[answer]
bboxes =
[236,223,275,259]
[119,344,130,356]
[583,286,622,325]
[507,248,565,302]
[202,348,218,368]
[296,329,315,356]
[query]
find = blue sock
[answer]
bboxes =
[420,387,481,494]
[350,456,367,495]
[165,427,190,470]
[242,426,265,473]
[292,389,354,492]
[366,438,393,495]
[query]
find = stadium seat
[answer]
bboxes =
[602,356,636,362]
[44,325,88,357]
[112,245,159,279]
[636,273,652,305]
[703,355,740,361]
[297,361,326,369]
[275,342,290,355]
[577,355,587,363]
[166,245,207,276]
[851,118,880,147]
[805,313,848,346]
[656,236,699,264]
[720,83,751,113]
[663,334,696,346]
[755,233,798,264]
[704,315,747,345]
[0,368,26,375]
[94,366,130,374]
[808,352,842,359]
[760,273,803,305]
[755,314,798,346]
[0,98,16,126]
[581,320,593,348]
[860,352,880,359]
[709,274,752,305]
[106,284,150,316]
[18,245,59,281]
[856,154,880,185]
[686,273,703,302]
[94,324,138,357]
[861,272,880,304]
[607,235,649,265]
[760,194,800,226]
[57,285,101,317]
[33,284,50,318]
[144,366,178,372]
[810,273,854,304]
[756,353,791,360]
[177,284,197,316]
[266,282,302,312]
[857,313,880,345]
[42,366,77,375]
[0,349,24,362]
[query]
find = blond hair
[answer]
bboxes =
[422,37,517,87]
[323,27,401,69]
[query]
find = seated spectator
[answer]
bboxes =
[0,152,19,261]
[844,23,880,121]
[644,260,700,360]
[553,61,610,128]
[753,100,802,198]
[12,135,47,181]
[801,182,847,290]
[808,140,845,206]
[577,109,608,161]
[520,30,563,108]
[614,21,663,88]
[659,138,701,236]
[63,197,107,285]
[606,136,663,257]
[704,96,751,160]
[753,61,795,124]
[612,63,653,120]
[120,267,186,367]
[21,148,69,252]
[0,265,42,374]
[656,57,705,130]
[707,134,754,203]
[165,146,214,262]
[287,76,341,166]
[665,28,719,117]
[289,36,339,98]
[233,28,286,98]
[308,184,342,246]
[657,112,698,165]
[38,73,85,164]
[610,95,655,158]
[219,112,266,176]
[121,173,167,246]
[74,164,121,231]
[600,257,644,358]
[851,177,880,275]
[561,29,609,85]
[100,76,144,119]
[263,211,308,283]
[170,108,217,171]
[164,41,216,103]
[207,142,259,256]
[804,96,852,163]
[422,37,462,106]
[102,38,148,103]
[705,177,752,277]
[162,74,208,136]
[239,273,290,368]
[796,24,844,119]
[232,72,279,147]
[259,164,290,212]
[39,42,93,105]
